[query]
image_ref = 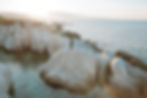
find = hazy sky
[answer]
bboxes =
[0,0,147,20]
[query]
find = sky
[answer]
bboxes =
[0,0,147,20]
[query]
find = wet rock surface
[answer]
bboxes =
[0,15,147,98]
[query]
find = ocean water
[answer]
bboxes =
[64,19,147,63]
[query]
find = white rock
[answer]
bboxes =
[40,50,99,93]
[107,57,147,98]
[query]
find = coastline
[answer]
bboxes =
[0,14,147,98]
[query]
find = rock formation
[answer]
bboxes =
[0,14,147,98]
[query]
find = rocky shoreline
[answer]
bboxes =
[0,15,147,98]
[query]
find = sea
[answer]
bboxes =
[64,19,147,63]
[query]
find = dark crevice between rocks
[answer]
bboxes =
[62,31,81,40]
[40,71,64,90]
[0,46,50,67]
[84,40,103,53]
[115,51,147,72]
[8,83,15,98]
